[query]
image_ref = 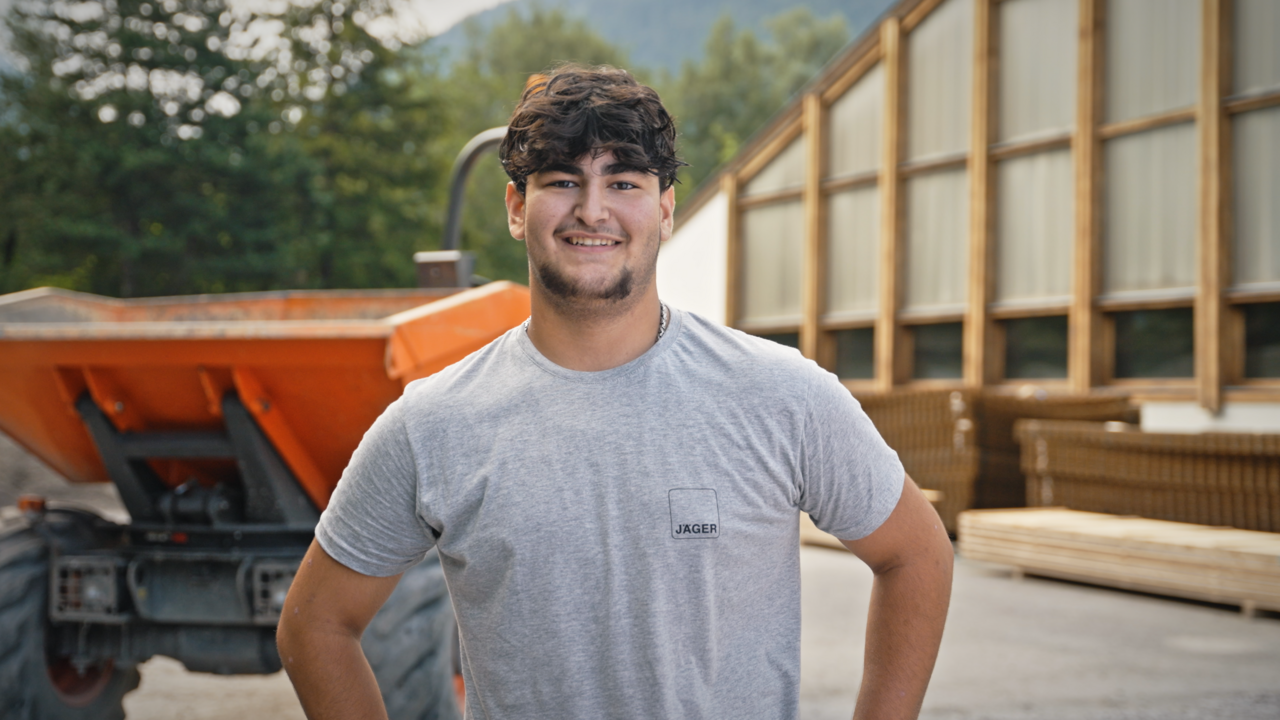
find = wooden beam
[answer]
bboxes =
[735,119,804,188]
[965,0,993,387]
[1223,89,1280,115]
[722,172,741,328]
[876,17,904,392]
[904,0,947,33]
[989,132,1073,161]
[1070,0,1102,394]
[1098,107,1197,140]
[1196,0,1226,412]
[822,46,883,105]
[802,93,824,363]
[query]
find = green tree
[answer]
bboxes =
[0,0,448,296]
[665,8,848,199]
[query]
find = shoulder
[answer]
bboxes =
[397,326,528,419]
[667,309,833,399]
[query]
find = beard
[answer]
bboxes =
[528,222,659,311]
[533,257,636,302]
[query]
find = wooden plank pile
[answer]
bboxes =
[853,389,1134,533]
[1015,420,1280,532]
[958,507,1280,615]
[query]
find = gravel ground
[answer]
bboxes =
[4,431,1279,719]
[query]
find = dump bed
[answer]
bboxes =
[0,283,530,509]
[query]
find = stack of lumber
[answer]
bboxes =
[1015,420,1280,532]
[977,395,1136,508]
[857,389,979,534]
[958,507,1280,614]
[854,389,1135,534]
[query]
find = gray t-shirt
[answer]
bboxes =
[316,308,904,720]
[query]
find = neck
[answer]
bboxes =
[525,283,663,371]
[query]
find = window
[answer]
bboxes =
[913,322,964,379]
[1243,302,1280,378]
[1113,308,1194,378]
[834,328,875,379]
[1004,316,1068,379]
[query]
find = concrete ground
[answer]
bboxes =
[3,434,1278,719]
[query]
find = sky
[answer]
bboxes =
[0,0,509,65]
[413,0,510,37]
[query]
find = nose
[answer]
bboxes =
[574,182,609,228]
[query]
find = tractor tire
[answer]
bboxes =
[363,550,461,720]
[0,519,140,720]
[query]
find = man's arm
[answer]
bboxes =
[841,473,953,720]
[277,539,402,720]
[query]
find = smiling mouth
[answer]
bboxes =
[565,237,618,246]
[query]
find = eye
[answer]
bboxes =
[548,179,578,189]
[612,181,639,190]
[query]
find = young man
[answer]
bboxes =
[278,66,953,720]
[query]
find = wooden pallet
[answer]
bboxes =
[958,507,1280,616]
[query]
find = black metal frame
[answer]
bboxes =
[38,391,324,673]
[74,391,318,529]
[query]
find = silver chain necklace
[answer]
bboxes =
[524,302,669,342]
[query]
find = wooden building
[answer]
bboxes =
[657,0,1280,430]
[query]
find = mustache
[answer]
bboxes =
[554,222,629,241]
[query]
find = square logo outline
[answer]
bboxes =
[668,487,720,540]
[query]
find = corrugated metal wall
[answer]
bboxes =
[998,0,1076,143]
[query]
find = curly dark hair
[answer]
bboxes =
[500,64,685,194]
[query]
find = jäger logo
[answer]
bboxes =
[668,488,720,539]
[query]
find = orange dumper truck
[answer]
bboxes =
[0,281,530,718]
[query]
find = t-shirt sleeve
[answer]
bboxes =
[314,396,437,577]
[797,371,905,541]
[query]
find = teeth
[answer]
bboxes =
[569,238,616,246]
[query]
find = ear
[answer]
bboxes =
[658,185,675,244]
[505,182,527,241]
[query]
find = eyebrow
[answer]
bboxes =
[539,162,651,178]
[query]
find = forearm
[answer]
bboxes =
[852,537,952,719]
[278,617,387,720]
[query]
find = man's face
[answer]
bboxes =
[506,150,675,310]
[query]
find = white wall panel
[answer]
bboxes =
[1233,106,1280,287]
[904,168,969,310]
[658,191,728,324]
[996,149,1074,301]
[826,185,881,316]
[828,64,884,178]
[1234,0,1280,96]
[906,0,974,161]
[1103,122,1197,293]
[1105,0,1199,123]
[743,136,805,196]
[998,0,1076,142]
[740,200,804,326]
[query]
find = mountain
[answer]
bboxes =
[425,0,897,74]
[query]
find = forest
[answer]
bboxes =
[0,0,849,295]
